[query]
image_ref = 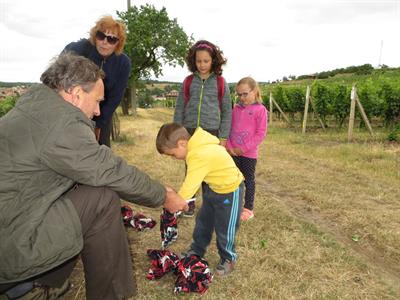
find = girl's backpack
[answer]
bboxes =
[183,74,225,109]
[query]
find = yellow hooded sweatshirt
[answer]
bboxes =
[178,127,244,200]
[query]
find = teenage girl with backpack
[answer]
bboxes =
[226,77,268,221]
[173,40,232,216]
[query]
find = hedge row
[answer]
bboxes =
[263,78,400,128]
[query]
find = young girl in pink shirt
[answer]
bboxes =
[226,77,268,221]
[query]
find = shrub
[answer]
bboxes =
[0,96,17,117]
[387,123,400,142]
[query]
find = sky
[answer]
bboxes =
[0,0,399,83]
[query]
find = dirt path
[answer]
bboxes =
[257,178,400,292]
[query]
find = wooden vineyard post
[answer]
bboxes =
[302,86,311,134]
[302,85,326,134]
[270,94,291,126]
[269,92,273,124]
[348,85,373,142]
[348,86,357,141]
[309,96,326,131]
[355,89,373,135]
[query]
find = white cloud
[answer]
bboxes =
[0,0,399,83]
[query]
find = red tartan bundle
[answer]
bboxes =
[145,249,213,295]
[174,254,213,295]
[121,205,156,231]
[146,249,180,280]
[160,208,178,249]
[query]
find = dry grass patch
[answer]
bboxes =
[63,108,399,300]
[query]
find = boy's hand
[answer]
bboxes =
[164,186,189,213]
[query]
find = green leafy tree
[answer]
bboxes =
[150,87,164,97]
[118,4,193,115]
[169,83,181,91]
[355,64,374,75]
[138,89,154,108]
[164,85,173,93]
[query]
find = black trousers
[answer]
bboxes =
[0,185,136,300]
[233,156,257,211]
[98,119,112,147]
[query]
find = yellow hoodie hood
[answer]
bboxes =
[178,127,243,199]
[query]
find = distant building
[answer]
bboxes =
[165,90,178,100]
[154,95,166,101]
[0,86,28,100]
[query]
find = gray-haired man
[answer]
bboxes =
[0,53,188,300]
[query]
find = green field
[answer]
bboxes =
[64,108,399,299]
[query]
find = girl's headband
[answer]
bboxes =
[196,43,213,52]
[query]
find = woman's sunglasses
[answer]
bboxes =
[95,31,119,45]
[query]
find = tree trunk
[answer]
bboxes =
[130,84,137,116]
[121,89,129,116]
[111,113,120,141]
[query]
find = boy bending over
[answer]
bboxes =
[156,123,244,276]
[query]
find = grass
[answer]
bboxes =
[63,107,399,299]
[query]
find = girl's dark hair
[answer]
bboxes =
[185,40,227,75]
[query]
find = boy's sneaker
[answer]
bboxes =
[240,208,254,221]
[215,259,235,276]
[183,201,195,217]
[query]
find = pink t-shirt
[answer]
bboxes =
[226,103,268,159]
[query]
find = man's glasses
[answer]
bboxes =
[95,31,119,45]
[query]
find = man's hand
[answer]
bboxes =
[219,139,227,147]
[163,186,189,213]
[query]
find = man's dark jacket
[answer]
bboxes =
[0,85,164,283]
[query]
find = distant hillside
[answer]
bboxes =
[0,81,35,88]
[264,66,400,88]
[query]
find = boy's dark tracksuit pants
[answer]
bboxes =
[189,182,244,262]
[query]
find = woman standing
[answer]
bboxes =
[64,15,131,147]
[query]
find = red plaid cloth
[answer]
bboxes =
[146,249,180,280]
[160,208,178,249]
[145,249,213,295]
[174,254,213,295]
[121,205,156,231]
